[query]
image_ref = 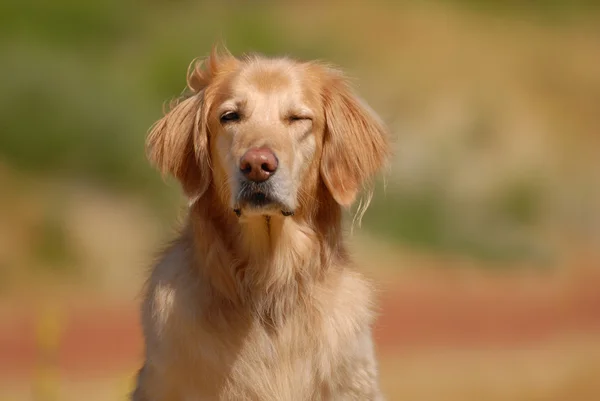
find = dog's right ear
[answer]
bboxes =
[146,46,235,198]
[146,93,210,198]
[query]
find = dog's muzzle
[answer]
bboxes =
[233,180,294,217]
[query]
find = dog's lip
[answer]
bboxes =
[241,191,272,206]
[234,192,295,217]
[233,207,295,217]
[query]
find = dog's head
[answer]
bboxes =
[147,47,389,219]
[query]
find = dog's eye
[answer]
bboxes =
[288,115,311,123]
[220,111,240,123]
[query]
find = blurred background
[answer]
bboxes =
[1,0,600,400]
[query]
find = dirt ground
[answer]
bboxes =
[2,262,600,400]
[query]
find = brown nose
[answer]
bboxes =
[240,147,278,182]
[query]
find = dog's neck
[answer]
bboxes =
[188,183,349,321]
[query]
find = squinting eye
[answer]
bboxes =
[288,115,311,123]
[220,111,240,123]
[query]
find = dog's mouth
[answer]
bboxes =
[234,182,295,217]
[246,191,271,207]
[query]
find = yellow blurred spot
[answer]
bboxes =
[33,303,64,401]
[116,371,136,401]
[35,304,64,352]
[32,367,60,401]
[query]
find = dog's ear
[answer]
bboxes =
[146,46,235,198]
[320,68,390,207]
[146,93,210,198]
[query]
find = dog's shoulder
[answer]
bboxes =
[141,230,204,337]
[309,267,377,359]
[322,267,377,326]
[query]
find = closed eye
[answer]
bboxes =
[288,115,312,123]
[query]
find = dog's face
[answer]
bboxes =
[146,49,389,219]
[209,59,323,217]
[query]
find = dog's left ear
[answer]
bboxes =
[320,69,390,207]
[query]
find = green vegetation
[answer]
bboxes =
[364,183,544,264]
[1,0,598,265]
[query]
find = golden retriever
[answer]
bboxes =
[132,46,390,401]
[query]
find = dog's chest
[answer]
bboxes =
[146,267,374,400]
[188,311,336,398]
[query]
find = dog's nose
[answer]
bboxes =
[240,147,278,182]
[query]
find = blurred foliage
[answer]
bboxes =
[32,211,74,272]
[365,183,541,263]
[1,0,598,267]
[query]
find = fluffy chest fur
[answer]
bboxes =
[139,231,376,401]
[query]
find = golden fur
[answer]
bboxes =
[133,46,390,401]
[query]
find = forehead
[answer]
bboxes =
[225,59,320,106]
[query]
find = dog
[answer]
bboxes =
[132,46,390,401]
